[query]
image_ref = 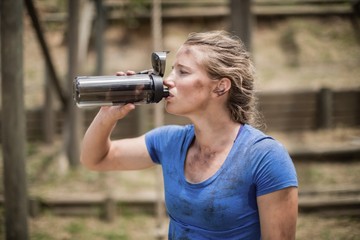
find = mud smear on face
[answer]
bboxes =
[183,47,208,93]
[193,79,205,92]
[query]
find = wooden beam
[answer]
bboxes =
[152,0,167,239]
[24,0,67,108]
[317,88,333,129]
[229,0,253,51]
[43,65,55,143]
[65,0,82,167]
[95,0,106,75]
[1,0,29,239]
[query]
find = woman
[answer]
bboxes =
[81,30,298,239]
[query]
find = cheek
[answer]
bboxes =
[175,77,211,101]
[177,80,203,101]
[193,79,205,90]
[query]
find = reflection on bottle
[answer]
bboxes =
[74,75,169,108]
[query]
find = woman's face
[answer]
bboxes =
[164,45,217,117]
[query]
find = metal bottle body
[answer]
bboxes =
[74,74,169,108]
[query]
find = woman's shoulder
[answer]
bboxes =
[151,124,192,133]
[241,124,272,143]
[145,125,194,158]
[146,124,194,140]
[241,124,287,153]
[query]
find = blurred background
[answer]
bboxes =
[1,0,360,239]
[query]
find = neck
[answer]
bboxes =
[191,115,241,152]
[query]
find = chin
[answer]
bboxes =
[165,103,175,115]
[165,103,186,117]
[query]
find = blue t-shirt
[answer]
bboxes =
[145,124,298,240]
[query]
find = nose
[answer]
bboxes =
[163,74,175,88]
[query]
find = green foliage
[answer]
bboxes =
[65,220,86,235]
[32,232,55,240]
[96,231,128,240]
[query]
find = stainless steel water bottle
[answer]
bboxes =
[73,52,169,108]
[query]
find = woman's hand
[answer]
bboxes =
[98,104,135,123]
[97,70,137,122]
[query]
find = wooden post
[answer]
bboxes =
[229,0,253,51]
[102,196,116,222]
[152,0,166,239]
[94,0,105,75]
[29,197,41,218]
[65,0,82,167]
[78,0,95,69]
[351,2,360,45]
[317,88,333,129]
[1,0,29,239]
[43,64,55,143]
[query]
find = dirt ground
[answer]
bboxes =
[2,13,360,240]
[24,213,360,240]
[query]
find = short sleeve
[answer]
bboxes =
[145,126,167,164]
[145,125,188,165]
[250,138,298,197]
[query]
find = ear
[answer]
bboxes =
[212,78,231,97]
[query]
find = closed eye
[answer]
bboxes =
[179,70,189,75]
[172,64,191,75]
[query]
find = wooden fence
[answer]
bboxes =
[2,185,360,219]
[163,88,360,132]
[258,88,360,131]
[42,0,356,22]
[0,88,358,142]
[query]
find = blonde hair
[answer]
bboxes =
[184,30,260,126]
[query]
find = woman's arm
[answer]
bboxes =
[257,187,298,240]
[80,104,155,171]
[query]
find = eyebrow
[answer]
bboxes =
[173,63,191,70]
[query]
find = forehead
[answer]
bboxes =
[175,45,207,67]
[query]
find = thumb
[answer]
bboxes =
[116,103,135,118]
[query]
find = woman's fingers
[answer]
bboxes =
[116,71,125,76]
[126,70,136,75]
[116,70,136,76]
[100,104,135,122]
[118,103,135,117]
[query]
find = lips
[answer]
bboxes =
[166,92,174,100]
